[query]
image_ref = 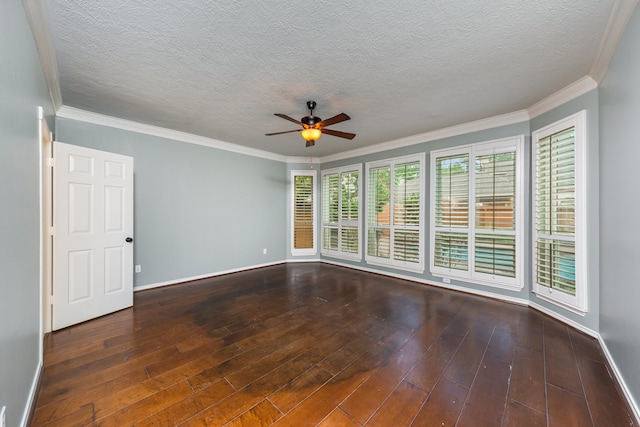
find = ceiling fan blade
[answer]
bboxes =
[321,128,356,140]
[317,113,350,128]
[274,114,308,128]
[265,129,302,136]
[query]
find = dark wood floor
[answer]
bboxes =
[32,263,635,426]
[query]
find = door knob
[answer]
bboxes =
[126,237,133,243]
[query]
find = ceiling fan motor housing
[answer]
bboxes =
[301,115,322,127]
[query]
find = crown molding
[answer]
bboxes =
[285,156,321,165]
[526,76,598,120]
[590,0,639,83]
[319,109,530,164]
[56,106,288,162]
[22,0,63,110]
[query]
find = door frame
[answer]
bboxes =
[39,106,53,353]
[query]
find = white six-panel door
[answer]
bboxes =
[53,142,134,330]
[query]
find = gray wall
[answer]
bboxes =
[0,2,55,426]
[56,118,288,288]
[599,4,640,412]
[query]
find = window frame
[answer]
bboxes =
[365,153,425,273]
[290,169,317,256]
[430,136,525,291]
[532,111,587,314]
[321,164,363,261]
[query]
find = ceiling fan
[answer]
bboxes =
[266,101,356,147]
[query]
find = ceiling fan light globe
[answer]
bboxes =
[301,128,321,142]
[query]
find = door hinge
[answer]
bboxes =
[47,158,54,168]
[49,226,54,236]
[50,294,54,306]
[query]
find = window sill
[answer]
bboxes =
[533,290,587,316]
[431,270,523,292]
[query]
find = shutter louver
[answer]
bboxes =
[367,166,391,258]
[473,152,517,278]
[434,155,469,272]
[293,175,314,249]
[535,127,576,295]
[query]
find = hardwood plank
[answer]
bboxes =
[225,399,282,427]
[578,357,635,426]
[547,384,592,427]
[32,263,634,427]
[365,380,427,427]
[405,327,465,393]
[543,319,584,395]
[318,409,361,427]
[503,399,546,427]
[508,345,546,413]
[268,366,333,414]
[443,319,494,387]
[93,380,193,426]
[410,378,469,427]
[133,379,235,427]
[457,355,511,427]
[340,314,451,423]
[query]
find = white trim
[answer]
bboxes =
[56,106,287,163]
[286,156,321,165]
[528,301,596,338]
[133,261,286,292]
[531,111,588,313]
[527,76,597,119]
[597,335,640,424]
[21,362,43,427]
[22,0,63,110]
[320,110,529,164]
[290,170,318,256]
[589,0,640,83]
[429,135,525,291]
[319,258,528,306]
[365,153,426,273]
[320,164,363,261]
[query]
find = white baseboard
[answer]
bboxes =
[597,335,640,424]
[22,361,43,427]
[133,261,286,292]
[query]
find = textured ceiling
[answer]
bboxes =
[44,0,616,158]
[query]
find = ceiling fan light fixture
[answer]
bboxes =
[301,127,321,142]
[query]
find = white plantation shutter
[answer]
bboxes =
[293,175,314,249]
[535,127,576,295]
[340,170,359,254]
[367,165,391,259]
[431,137,523,289]
[532,111,586,313]
[474,152,516,278]
[291,170,317,256]
[321,165,361,259]
[366,154,424,272]
[322,173,339,251]
[434,154,469,271]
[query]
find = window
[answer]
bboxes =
[430,136,524,290]
[532,111,587,313]
[365,154,424,272]
[321,164,362,260]
[291,170,317,256]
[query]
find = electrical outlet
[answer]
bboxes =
[443,277,451,284]
[263,248,267,255]
[0,406,6,427]
[135,265,141,273]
